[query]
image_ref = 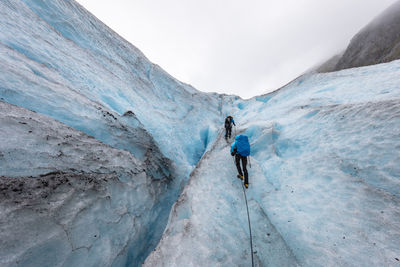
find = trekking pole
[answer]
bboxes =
[248,156,251,168]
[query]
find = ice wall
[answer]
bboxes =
[0,1,235,265]
[0,0,228,179]
[241,61,400,266]
[0,101,175,266]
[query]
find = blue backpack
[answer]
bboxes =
[232,135,250,156]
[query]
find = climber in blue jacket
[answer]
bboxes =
[231,135,250,188]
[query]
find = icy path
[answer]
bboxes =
[144,131,298,266]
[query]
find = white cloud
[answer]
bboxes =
[77,0,397,98]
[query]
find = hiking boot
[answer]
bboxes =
[244,183,249,189]
[237,174,244,180]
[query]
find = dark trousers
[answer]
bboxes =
[225,127,232,138]
[235,154,248,184]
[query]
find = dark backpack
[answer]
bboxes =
[225,117,231,128]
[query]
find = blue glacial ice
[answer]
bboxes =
[0,101,174,266]
[0,0,228,178]
[146,61,400,266]
[0,0,232,266]
[1,0,400,266]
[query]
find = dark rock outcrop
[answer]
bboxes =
[334,1,400,71]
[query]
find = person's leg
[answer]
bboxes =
[228,127,232,138]
[241,156,248,185]
[235,154,243,176]
[225,127,228,138]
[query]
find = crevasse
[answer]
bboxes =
[1,0,400,266]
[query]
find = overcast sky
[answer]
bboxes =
[77,0,397,99]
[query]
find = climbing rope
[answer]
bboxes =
[241,183,254,267]
[231,143,254,266]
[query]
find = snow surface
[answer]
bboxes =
[1,0,400,266]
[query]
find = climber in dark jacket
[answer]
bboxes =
[224,115,235,139]
[231,135,250,188]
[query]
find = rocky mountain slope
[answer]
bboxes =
[318,0,400,72]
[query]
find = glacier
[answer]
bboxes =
[1,0,400,266]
